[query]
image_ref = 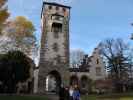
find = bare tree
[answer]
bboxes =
[99,38,131,92]
[70,49,85,68]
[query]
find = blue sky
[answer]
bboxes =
[8,0,133,54]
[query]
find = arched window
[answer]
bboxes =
[56,6,59,10]
[48,5,52,10]
[96,67,101,76]
[70,75,79,86]
[63,8,66,12]
[80,76,88,88]
[51,23,62,33]
[46,70,61,93]
[96,59,99,64]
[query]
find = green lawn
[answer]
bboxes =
[0,94,133,100]
[82,95,97,100]
[99,97,133,100]
[0,95,48,100]
[82,94,133,100]
[120,98,133,100]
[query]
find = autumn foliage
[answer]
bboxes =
[0,0,9,33]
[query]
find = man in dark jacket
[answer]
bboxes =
[64,87,70,100]
[59,86,65,100]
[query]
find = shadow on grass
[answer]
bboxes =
[0,95,48,100]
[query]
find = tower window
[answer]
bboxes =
[56,6,59,10]
[96,67,101,76]
[56,55,61,63]
[63,8,66,12]
[52,43,59,52]
[51,15,64,21]
[96,59,99,64]
[51,23,62,33]
[48,6,52,10]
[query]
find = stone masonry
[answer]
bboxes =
[38,2,71,94]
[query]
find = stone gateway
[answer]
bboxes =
[34,1,107,94]
[38,2,71,94]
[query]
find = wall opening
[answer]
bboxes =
[70,75,79,86]
[51,23,62,33]
[80,76,88,89]
[46,70,61,93]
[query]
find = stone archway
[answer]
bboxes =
[80,75,88,88]
[70,75,79,87]
[46,70,61,93]
[80,75,89,94]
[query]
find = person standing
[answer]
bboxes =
[73,87,80,100]
[69,86,74,100]
[59,85,65,100]
[64,87,70,100]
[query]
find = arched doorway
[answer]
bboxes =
[46,70,61,93]
[80,75,89,94]
[80,76,88,89]
[70,75,79,87]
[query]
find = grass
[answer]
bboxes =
[99,97,133,100]
[82,95,97,100]
[81,94,133,100]
[0,95,96,100]
[0,94,133,100]
[0,95,48,100]
[120,98,133,100]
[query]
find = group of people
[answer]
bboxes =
[59,85,80,100]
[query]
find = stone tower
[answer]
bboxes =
[38,2,71,94]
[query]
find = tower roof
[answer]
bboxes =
[41,1,71,18]
[44,1,71,9]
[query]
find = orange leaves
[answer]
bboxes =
[14,16,35,37]
[4,16,35,39]
[0,8,9,24]
[0,0,9,34]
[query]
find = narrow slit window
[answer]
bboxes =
[52,43,59,52]
[96,59,99,64]
[96,67,101,76]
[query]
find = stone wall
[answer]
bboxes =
[37,2,71,94]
